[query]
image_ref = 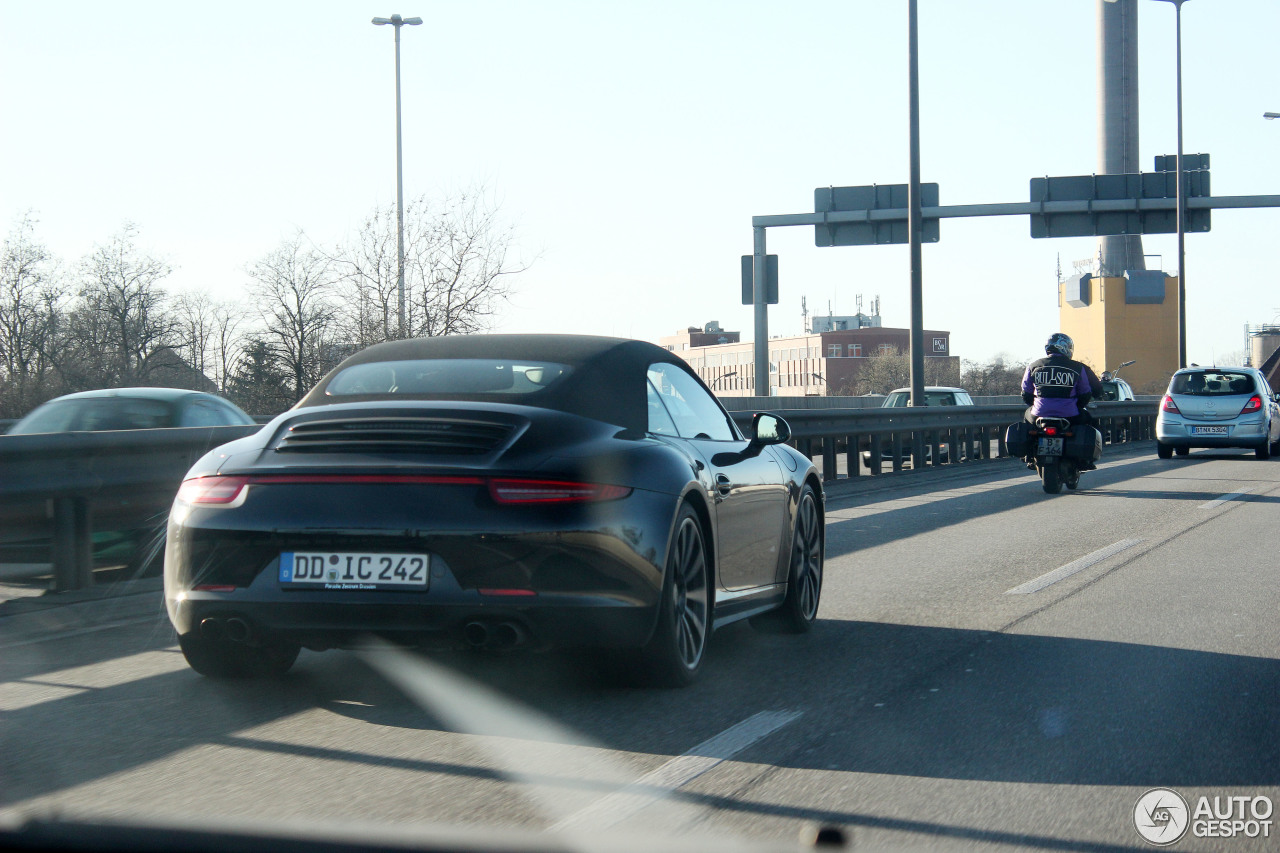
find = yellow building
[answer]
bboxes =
[1057,271,1179,393]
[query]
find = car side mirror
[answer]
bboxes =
[750,412,790,446]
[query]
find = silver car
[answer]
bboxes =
[1155,367,1280,459]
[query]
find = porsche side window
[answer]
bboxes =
[645,363,735,441]
[645,381,679,436]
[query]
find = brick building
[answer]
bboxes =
[660,322,958,397]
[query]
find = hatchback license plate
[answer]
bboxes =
[1037,437,1064,455]
[1191,425,1227,435]
[280,552,429,590]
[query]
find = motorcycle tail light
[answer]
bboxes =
[1162,395,1180,413]
[1044,427,1057,436]
[1240,395,1263,415]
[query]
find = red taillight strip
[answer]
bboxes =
[179,474,631,506]
[193,584,238,592]
[245,474,485,486]
[478,588,538,597]
[487,479,632,504]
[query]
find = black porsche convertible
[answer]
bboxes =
[164,334,824,686]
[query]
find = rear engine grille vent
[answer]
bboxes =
[275,417,516,455]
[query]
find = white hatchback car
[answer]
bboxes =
[1155,367,1280,459]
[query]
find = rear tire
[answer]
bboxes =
[1040,462,1063,494]
[179,633,299,679]
[633,504,710,687]
[751,485,822,634]
[1175,446,1189,457]
[1257,441,1271,460]
[1156,442,1174,459]
[1063,465,1080,490]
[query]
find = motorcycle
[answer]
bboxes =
[1006,417,1102,495]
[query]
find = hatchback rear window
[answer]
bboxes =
[1171,372,1255,396]
[325,359,573,397]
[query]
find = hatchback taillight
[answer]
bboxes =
[1161,395,1180,413]
[1240,395,1263,415]
[176,476,249,505]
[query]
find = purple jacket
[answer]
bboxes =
[1021,355,1100,418]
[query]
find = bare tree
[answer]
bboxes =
[961,354,1027,396]
[847,348,960,396]
[247,235,336,402]
[410,187,528,337]
[60,223,176,388]
[173,292,247,392]
[0,213,66,416]
[330,186,530,345]
[173,291,217,384]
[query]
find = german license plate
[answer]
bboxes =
[1191,425,1227,435]
[1037,437,1064,455]
[279,552,429,590]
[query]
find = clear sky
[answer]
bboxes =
[2,0,1277,367]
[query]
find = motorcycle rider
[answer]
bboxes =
[1021,332,1102,468]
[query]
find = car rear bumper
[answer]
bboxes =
[1156,418,1270,447]
[166,588,658,650]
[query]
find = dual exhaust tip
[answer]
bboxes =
[463,619,528,650]
[199,616,252,643]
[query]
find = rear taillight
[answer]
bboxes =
[1043,427,1058,436]
[176,476,249,505]
[1162,395,1180,413]
[487,479,632,504]
[1241,395,1263,415]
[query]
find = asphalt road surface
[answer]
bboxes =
[1,446,1277,852]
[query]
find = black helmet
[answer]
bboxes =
[1045,332,1074,358]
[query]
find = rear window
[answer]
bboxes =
[324,359,573,397]
[1171,371,1255,396]
[9,397,173,433]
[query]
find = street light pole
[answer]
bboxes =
[1153,0,1189,368]
[907,0,925,408]
[372,13,422,339]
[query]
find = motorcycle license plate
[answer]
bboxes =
[1037,437,1064,455]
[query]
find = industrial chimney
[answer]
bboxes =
[1097,0,1145,276]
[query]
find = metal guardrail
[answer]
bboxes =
[0,425,261,591]
[0,401,1157,593]
[729,400,1158,482]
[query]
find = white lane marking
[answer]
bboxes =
[1199,487,1254,509]
[1004,538,1143,595]
[550,709,802,834]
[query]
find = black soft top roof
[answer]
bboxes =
[296,334,704,433]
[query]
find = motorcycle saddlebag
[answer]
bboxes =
[1005,422,1032,457]
[1064,425,1103,461]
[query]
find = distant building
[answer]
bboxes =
[1245,323,1280,389]
[662,323,957,397]
[1057,271,1178,393]
[809,312,882,333]
[139,346,218,392]
[659,321,741,352]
